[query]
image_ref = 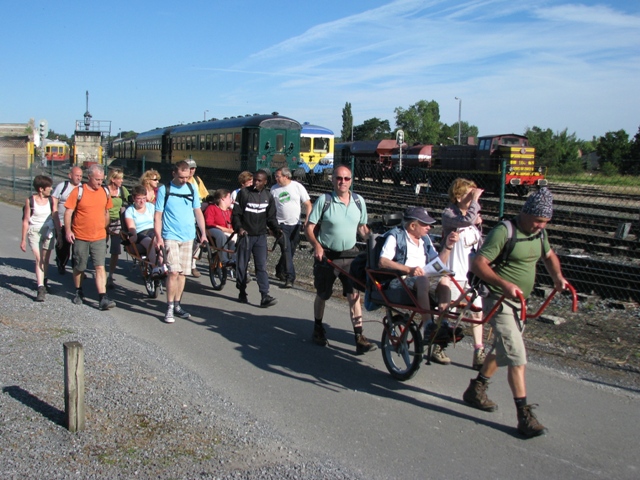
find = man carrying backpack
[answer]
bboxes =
[154,160,207,323]
[462,187,568,438]
[64,164,115,310]
[305,165,375,355]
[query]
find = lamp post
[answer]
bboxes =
[204,110,209,121]
[455,97,462,145]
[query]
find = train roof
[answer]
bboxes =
[478,133,528,140]
[301,123,334,136]
[171,114,301,134]
[136,126,174,141]
[43,139,69,146]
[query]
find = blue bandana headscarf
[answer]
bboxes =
[522,187,553,219]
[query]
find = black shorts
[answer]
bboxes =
[313,247,359,300]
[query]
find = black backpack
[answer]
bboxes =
[162,181,195,211]
[22,195,53,219]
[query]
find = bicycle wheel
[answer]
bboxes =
[381,315,423,381]
[208,247,227,291]
[144,265,159,299]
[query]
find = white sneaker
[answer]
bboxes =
[164,308,175,324]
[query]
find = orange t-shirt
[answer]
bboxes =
[64,185,113,242]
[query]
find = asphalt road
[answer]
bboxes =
[4,200,638,479]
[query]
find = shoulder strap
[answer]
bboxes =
[76,185,84,203]
[28,196,35,217]
[163,181,195,211]
[497,218,545,268]
[62,180,70,194]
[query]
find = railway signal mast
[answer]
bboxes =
[396,129,404,172]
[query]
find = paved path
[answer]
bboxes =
[3,200,638,479]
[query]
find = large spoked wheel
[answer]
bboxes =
[208,247,227,291]
[381,315,424,381]
[144,264,159,299]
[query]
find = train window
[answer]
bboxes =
[233,132,241,151]
[205,134,211,150]
[212,134,218,151]
[192,135,197,150]
[300,137,311,153]
[276,134,284,152]
[314,137,329,153]
[200,135,205,150]
[226,133,232,151]
[479,139,490,150]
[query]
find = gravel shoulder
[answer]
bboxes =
[0,263,361,479]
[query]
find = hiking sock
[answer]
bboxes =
[99,293,106,301]
[314,318,323,327]
[514,397,528,409]
[353,326,363,336]
[476,373,491,385]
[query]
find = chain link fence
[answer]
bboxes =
[1,157,638,302]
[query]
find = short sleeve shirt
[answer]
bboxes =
[155,182,201,242]
[64,185,113,242]
[478,222,551,298]
[271,181,310,225]
[308,192,367,252]
[124,203,155,232]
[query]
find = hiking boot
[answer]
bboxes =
[282,279,294,289]
[106,277,115,290]
[44,278,52,293]
[35,286,46,302]
[99,296,116,311]
[517,404,548,438]
[174,305,191,319]
[238,291,248,304]
[355,334,377,355]
[472,348,487,371]
[312,324,328,346]
[73,290,85,305]
[164,308,175,324]
[430,344,451,365]
[463,379,498,412]
[260,295,277,308]
[191,267,201,278]
[275,271,286,281]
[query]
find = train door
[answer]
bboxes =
[241,128,258,172]
[162,132,171,164]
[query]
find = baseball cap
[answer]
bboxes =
[186,159,197,168]
[403,206,435,225]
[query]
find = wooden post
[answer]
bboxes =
[64,341,85,432]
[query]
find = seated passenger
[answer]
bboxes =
[123,185,157,266]
[377,207,459,364]
[203,188,236,266]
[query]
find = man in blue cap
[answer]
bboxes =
[463,187,568,438]
[378,206,460,364]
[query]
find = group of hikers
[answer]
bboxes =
[19,159,568,438]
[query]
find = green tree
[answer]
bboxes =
[47,130,71,143]
[596,129,630,173]
[394,100,441,145]
[525,126,582,171]
[439,121,478,145]
[353,117,391,141]
[623,126,640,175]
[340,102,353,142]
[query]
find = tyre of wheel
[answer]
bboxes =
[144,265,159,298]
[381,316,424,381]
[208,249,226,290]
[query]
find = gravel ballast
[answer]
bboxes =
[0,263,361,479]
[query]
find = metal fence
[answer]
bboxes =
[2,158,638,302]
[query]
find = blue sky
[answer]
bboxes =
[2,0,639,141]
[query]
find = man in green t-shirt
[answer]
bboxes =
[462,187,568,438]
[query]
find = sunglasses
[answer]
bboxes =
[150,177,159,181]
[335,176,351,181]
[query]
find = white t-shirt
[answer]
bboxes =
[446,225,481,281]
[270,180,310,225]
[51,181,78,225]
